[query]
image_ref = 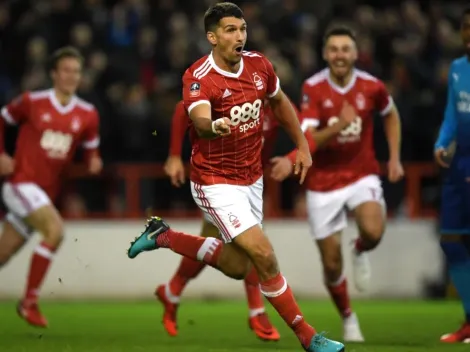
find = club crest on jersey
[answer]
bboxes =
[189,82,200,97]
[41,113,51,122]
[71,117,81,132]
[355,93,365,110]
[301,94,310,110]
[252,72,264,90]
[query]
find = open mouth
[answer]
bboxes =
[333,60,347,68]
[234,46,243,54]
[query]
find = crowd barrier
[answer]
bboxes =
[63,162,440,219]
[0,220,442,300]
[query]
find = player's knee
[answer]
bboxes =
[42,219,64,247]
[250,245,277,275]
[359,222,384,249]
[322,256,342,281]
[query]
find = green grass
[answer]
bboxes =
[0,300,468,351]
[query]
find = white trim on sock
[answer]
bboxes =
[249,308,265,317]
[196,238,219,261]
[34,245,53,259]
[165,284,181,304]
[260,276,288,298]
[326,273,346,287]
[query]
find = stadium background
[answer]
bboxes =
[0,1,466,351]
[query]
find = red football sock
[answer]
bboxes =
[24,242,57,305]
[157,229,222,268]
[244,267,265,315]
[326,275,352,318]
[168,257,206,296]
[260,273,316,347]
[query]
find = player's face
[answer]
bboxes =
[208,17,247,65]
[323,35,357,79]
[51,57,82,95]
[461,15,470,55]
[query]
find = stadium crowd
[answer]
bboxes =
[0,0,466,214]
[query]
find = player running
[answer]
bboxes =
[0,47,102,327]
[434,8,470,344]
[128,3,344,352]
[270,26,403,342]
[159,99,285,340]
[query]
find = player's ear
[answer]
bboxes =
[207,31,217,46]
[49,69,57,81]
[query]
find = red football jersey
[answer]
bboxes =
[182,51,279,185]
[301,68,393,192]
[168,99,283,166]
[0,89,100,200]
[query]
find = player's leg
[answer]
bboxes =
[0,214,29,268]
[243,177,280,341]
[440,234,470,343]
[2,182,63,327]
[347,175,386,292]
[438,179,470,343]
[156,218,216,336]
[231,178,342,351]
[127,181,343,351]
[307,189,364,342]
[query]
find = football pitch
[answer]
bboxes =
[0,300,468,352]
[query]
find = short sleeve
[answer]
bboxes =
[299,83,320,132]
[262,57,280,98]
[82,109,100,149]
[182,70,212,116]
[1,93,31,125]
[375,80,394,116]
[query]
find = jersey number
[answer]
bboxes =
[40,129,73,158]
[328,116,362,136]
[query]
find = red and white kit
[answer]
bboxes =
[182,51,280,242]
[1,89,100,237]
[298,68,393,239]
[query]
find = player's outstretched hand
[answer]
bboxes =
[434,148,450,168]
[270,156,293,182]
[294,143,312,184]
[387,159,404,183]
[339,101,356,125]
[164,155,185,187]
[88,156,103,175]
[213,117,231,137]
[0,153,14,176]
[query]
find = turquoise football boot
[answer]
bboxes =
[305,333,345,352]
[127,216,170,259]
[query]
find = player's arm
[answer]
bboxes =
[382,105,401,162]
[264,58,311,183]
[82,109,102,175]
[0,93,30,175]
[435,66,457,167]
[182,73,230,139]
[168,101,189,157]
[376,81,404,182]
[165,101,187,187]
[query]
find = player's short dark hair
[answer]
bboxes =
[204,2,244,33]
[323,26,357,46]
[49,46,84,71]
